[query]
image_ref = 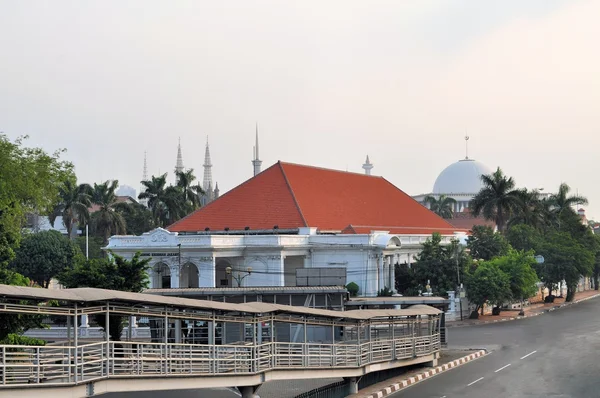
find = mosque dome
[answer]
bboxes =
[432,159,494,194]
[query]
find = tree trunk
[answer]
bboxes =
[566,285,576,302]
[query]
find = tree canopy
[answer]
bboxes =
[10,230,82,288]
[467,225,510,261]
[470,167,520,233]
[489,249,539,303]
[58,252,151,340]
[423,195,456,219]
[466,262,511,316]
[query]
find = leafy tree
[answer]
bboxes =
[9,230,82,287]
[394,263,417,296]
[465,262,511,318]
[346,282,359,297]
[537,232,594,302]
[138,173,187,227]
[489,249,539,303]
[49,180,93,240]
[74,236,105,259]
[91,180,127,243]
[113,201,155,235]
[470,167,520,233]
[423,195,456,219]
[467,225,510,261]
[407,233,470,296]
[58,252,151,341]
[377,287,394,297]
[506,224,543,253]
[509,189,553,230]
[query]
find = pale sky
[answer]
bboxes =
[1,1,599,219]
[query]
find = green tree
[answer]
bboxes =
[407,233,470,296]
[91,181,127,243]
[548,183,588,230]
[9,230,82,288]
[50,180,93,240]
[538,232,594,302]
[74,236,105,259]
[470,167,520,233]
[138,174,187,227]
[58,252,151,341]
[467,225,510,261]
[113,201,155,235]
[506,224,543,253]
[489,249,539,303]
[509,189,554,230]
[465,262,511,318]
[423,195,457,219]
[175,169,205,211]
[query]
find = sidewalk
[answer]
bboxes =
[448,289,600,328]
[348,349,486,398]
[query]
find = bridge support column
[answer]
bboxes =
[238,384,261,398]
[345,377,359,394]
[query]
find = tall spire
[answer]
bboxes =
[140,151,149,207]
[362,155,373,176]
[175,137,184,174]
[203,137,213,193]
[464,135,470,160]
[252,123,263,176]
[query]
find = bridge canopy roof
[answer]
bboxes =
[0,284,440,320]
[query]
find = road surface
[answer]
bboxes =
[392,295,600,397]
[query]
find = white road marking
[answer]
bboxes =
[520,350,537,360]
[494,363,511,372]
[467,377,484,386]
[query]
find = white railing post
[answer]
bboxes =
[36,346,40,384]
[2,346,5,385]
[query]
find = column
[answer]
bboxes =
[198,256,216,287]
[389,255,395,291]
[378,254,384,293]
[170,263,180,289]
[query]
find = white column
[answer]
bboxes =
[378,254,384,293]
[170,263,180,289]
[80,314,89,328]
[198,257,216,287]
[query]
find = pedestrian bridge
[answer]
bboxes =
[0,285,441,397]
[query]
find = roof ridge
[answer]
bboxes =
[279,161,383,178]
[167,162,282,231]
[278,162,309,227]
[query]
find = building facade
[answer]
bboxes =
[108,161,465,297]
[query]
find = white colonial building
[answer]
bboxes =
[107,161,466,297]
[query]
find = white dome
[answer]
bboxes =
[433,159,494,194]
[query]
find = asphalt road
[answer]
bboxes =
[392,295,600,398]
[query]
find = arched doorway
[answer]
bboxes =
[215,260,232,287]
[180,262,200,288]
[153,263,171,289]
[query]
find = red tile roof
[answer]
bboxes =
[448,211,496,232]
[168,162,460,235]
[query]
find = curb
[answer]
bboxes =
[362,350,486,398]
[447,293,600,328]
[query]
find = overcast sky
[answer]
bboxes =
[1,1,599,219]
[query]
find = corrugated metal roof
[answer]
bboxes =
[0,285,440,320]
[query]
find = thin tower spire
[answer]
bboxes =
[203,137,213,192]
[252,123,263,176]
[464,134,470,160]
[175,137,184,174]
[140,151,149,207]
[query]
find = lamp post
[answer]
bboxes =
[455,243,465,321]
[226,266,253,287]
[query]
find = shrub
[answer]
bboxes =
[346,282,359,297]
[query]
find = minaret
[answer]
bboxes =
[203,137,213,194]
[175,137,184,180]
[362,155,373,176]
[252,123,263,176]
[214,182,220,199]
[140,151,149,207]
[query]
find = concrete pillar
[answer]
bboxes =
[198,257,216,287]
[378,255,384,293]
[175,320,182,343]
[238,385,261,398]
[170,264,180,288]
[447,291,456,313]
[80,314,89,328]
[345,377,359,394]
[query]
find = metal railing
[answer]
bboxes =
[0,333,440,388]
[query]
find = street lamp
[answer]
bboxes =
[226,266,253,287]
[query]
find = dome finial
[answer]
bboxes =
[464,134,470,160]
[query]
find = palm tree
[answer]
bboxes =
[138,174,186,227]
[91,180,127,243]
[50,180,93,239]
[548,183,588,229]
[423,195,457,219]
[175,169,205,209]
[509,189,548,230]
[470,167,520,233]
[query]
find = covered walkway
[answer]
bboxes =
[0,285,441,397]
